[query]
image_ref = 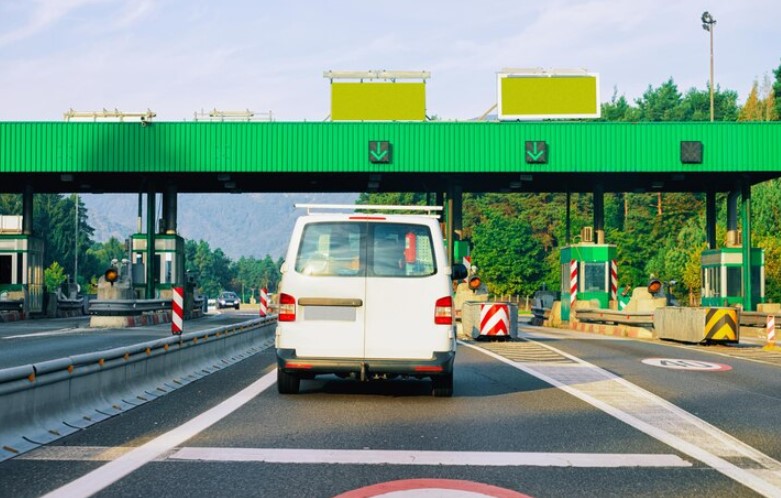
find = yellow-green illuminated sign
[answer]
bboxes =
[498,73,600,120]
[331,82,426,121]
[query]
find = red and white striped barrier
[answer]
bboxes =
[610,260,618,301]
[570,260,578,309]
[172,287,184,335]
[479,303,509,337]
[259,287,269,317]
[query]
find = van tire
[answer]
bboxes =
[431,372,453,397]
[277,368,300,394]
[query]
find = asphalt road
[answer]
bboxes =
[3,318,781,497]
[0,309,257,369]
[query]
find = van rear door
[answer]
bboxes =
[364,222,450,360]
[285,221,366,359]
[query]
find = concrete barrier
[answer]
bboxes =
[0,316,277,462]
[654,307,739,344]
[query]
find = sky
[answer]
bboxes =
[0,0,779,122]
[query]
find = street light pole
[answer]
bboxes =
[702,11,717,122]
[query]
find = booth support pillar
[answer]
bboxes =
[742,182,753,311]
[163,184,178,234]
[146,188,156,299]
[593,185,605,244]
[22,186,34,235]
[706,191,717,250]
[445,184,462,266]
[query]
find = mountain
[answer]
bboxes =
[81,192,358,259]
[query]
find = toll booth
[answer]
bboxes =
[560,242,617,321]
[130,233,185,299]
[0,216,44,315]
[701,248,764,307]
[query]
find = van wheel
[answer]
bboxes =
[277,368,300,394]
[431,372,453,397]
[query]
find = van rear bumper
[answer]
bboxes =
[276,348,455,378]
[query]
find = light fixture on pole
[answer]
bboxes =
[701,11,716,122]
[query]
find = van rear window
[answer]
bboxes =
[295,222,436,277]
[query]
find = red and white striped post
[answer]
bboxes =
[259,287,269,318]
[569,260,578,309]
[767,315,776,349]
[610,260,618,302]
[479,303,510,337]
[172,286,184,335]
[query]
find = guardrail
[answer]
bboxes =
[575,308,655,327]
[530,306,550,325]
[89,298,171,316]
[0,315,277,462]
[577,308,777,330]
[741,311,780,328]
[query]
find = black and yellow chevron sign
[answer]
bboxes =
[705,308,738,342]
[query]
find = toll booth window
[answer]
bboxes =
[560,264,569,294]
[0,255,11,283]
[583,262,606,292]
[701,267,719,297]
[295,222,364,277]
[370,224,435,277]
[726,267,742,297]
[752,266,763,298]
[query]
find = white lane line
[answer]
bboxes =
[462,340,781,497]
[3,328,91,339]
[169,447,691,468]
[40,368,278,498]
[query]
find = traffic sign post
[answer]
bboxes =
[172,286,184,335]
[259,287,269,318]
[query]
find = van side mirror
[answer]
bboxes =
[451,263,468,281]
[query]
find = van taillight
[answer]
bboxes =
[434,296,452,325]
[279,293,296,322]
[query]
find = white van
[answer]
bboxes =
[275,204,467,396]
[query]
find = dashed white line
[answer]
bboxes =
[168,447,690,468]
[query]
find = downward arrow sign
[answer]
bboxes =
[368,141,391,163]
[525,141,548,163]
[370,142,388,161]
[528,143,544,160]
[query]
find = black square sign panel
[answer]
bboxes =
[525,141,548,164]
[369,141,391,164]
[681,141,703,164]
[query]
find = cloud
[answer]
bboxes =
[0,0,103,47]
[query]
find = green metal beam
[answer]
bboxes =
[1,121,780,194]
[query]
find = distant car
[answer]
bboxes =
[216,291,240,310]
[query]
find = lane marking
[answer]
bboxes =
[3,328,93,339]
[40,368,278,498]
[168,447,691,468]
[462,340,781,497]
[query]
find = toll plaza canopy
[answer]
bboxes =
[1,121,780,194]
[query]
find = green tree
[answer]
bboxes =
[44,261,67,290]
[471,212,545,297]
[185,240,235,298]
[757,235,781,302]
[772,59,781,120]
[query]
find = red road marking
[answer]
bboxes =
[333,478,533,498]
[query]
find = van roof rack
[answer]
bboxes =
[295,204,442,216]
